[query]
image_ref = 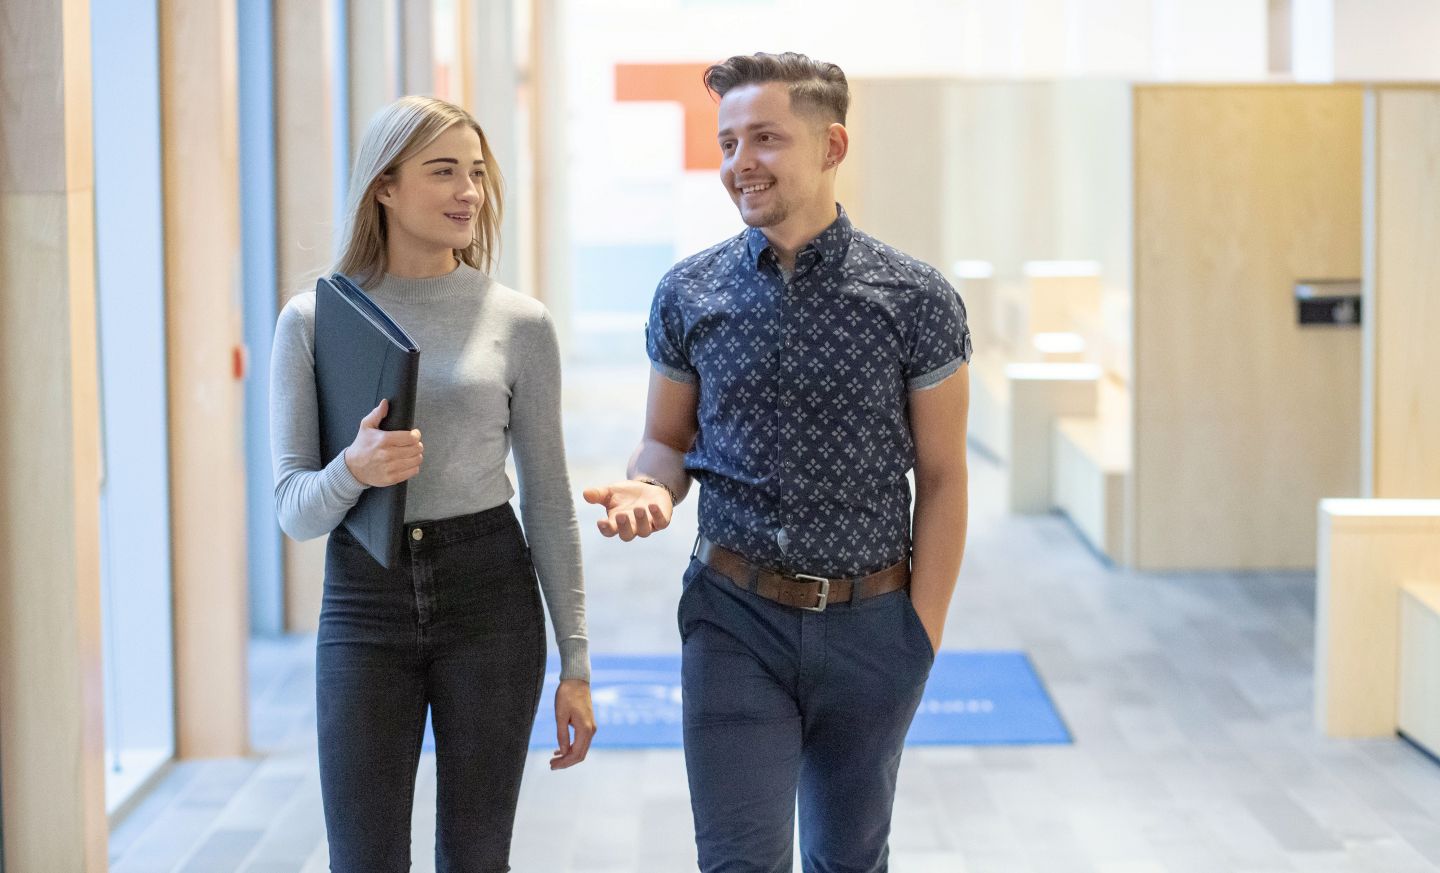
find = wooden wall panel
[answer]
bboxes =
[160,0,249,758]
[1371,88,1440,498]
[1132,85,1364,570]
[0,0,107,866]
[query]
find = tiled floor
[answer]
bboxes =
[109,343,1440,872]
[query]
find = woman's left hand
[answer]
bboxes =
[551,678,597,770]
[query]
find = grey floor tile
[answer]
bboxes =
[1241,791,1342,853]
[177,829,263,873]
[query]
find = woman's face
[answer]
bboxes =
[376,123,486,261]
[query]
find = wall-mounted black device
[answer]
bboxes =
[1294,279,1361,326]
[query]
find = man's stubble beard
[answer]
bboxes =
[741,198,789,229]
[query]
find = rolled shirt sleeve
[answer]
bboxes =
[645,273,698,385]
[905,269,973,391]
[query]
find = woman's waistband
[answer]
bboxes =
[402,503,519,550]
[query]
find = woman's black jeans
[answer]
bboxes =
[317,503,546,872]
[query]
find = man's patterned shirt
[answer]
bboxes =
[646,206,971,577]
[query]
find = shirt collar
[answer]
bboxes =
[744,204,854,271]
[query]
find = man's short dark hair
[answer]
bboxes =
[703,52,849,126]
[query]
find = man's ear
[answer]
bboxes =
[825,123,849,169]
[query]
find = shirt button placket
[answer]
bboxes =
[776,270,799,559]
[783,270,806,564]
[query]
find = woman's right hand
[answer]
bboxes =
[342,399,423,487]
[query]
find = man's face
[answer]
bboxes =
[716,82,831,230]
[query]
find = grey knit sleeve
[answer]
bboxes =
[269,293,368,541]
[508,306,590,682]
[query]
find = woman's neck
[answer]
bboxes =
[385,244,459,279]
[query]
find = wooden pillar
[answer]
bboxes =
[276,0,340,296]
[350,0,401,154]
[529,0,571,321]
[463,0,522,288]
[160,0,250,757]
[1268,0,1292,75]
[275,0,342,632]
[0,0,108,868]
[402,0,434,95]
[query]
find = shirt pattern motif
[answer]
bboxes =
[647,207,972,577]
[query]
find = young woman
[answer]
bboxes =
[270,95,595,871]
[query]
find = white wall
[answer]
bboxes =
[558,0,1272,326]
[1150,0,1269,80]
[1293,0,1440,81]
[564,0,1267,79]
[1334,0,1440,80]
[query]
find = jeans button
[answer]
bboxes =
[411,528,423,542]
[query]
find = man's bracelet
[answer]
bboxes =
[633,475,679,506]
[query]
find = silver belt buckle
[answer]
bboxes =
[794,574,830,612]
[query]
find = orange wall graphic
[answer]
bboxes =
[615,62,721,171]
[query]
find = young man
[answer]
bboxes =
[584,52,970,872]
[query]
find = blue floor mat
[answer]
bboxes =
[423,651,1070,752]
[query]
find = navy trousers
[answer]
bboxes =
[317,504,546,873]
[678,557,935,873]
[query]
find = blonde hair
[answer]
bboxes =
[334,96,504,286]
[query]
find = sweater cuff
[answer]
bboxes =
[557,638,591,683]
[322,451,368,502]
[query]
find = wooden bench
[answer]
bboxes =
[1032,331,1087,363]
[1022,260,1102,336]
[1005,363,1100,514]
[1051,383,1130,562]
[967,355,1011,462]
[951,259,995,347]
[1314,500,1440,737]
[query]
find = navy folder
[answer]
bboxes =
[314,273,420,568]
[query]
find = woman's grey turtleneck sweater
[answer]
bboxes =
[269,263,588,681]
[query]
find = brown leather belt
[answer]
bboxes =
[695,537,909,612]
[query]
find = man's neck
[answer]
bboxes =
[762,201,839,273]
